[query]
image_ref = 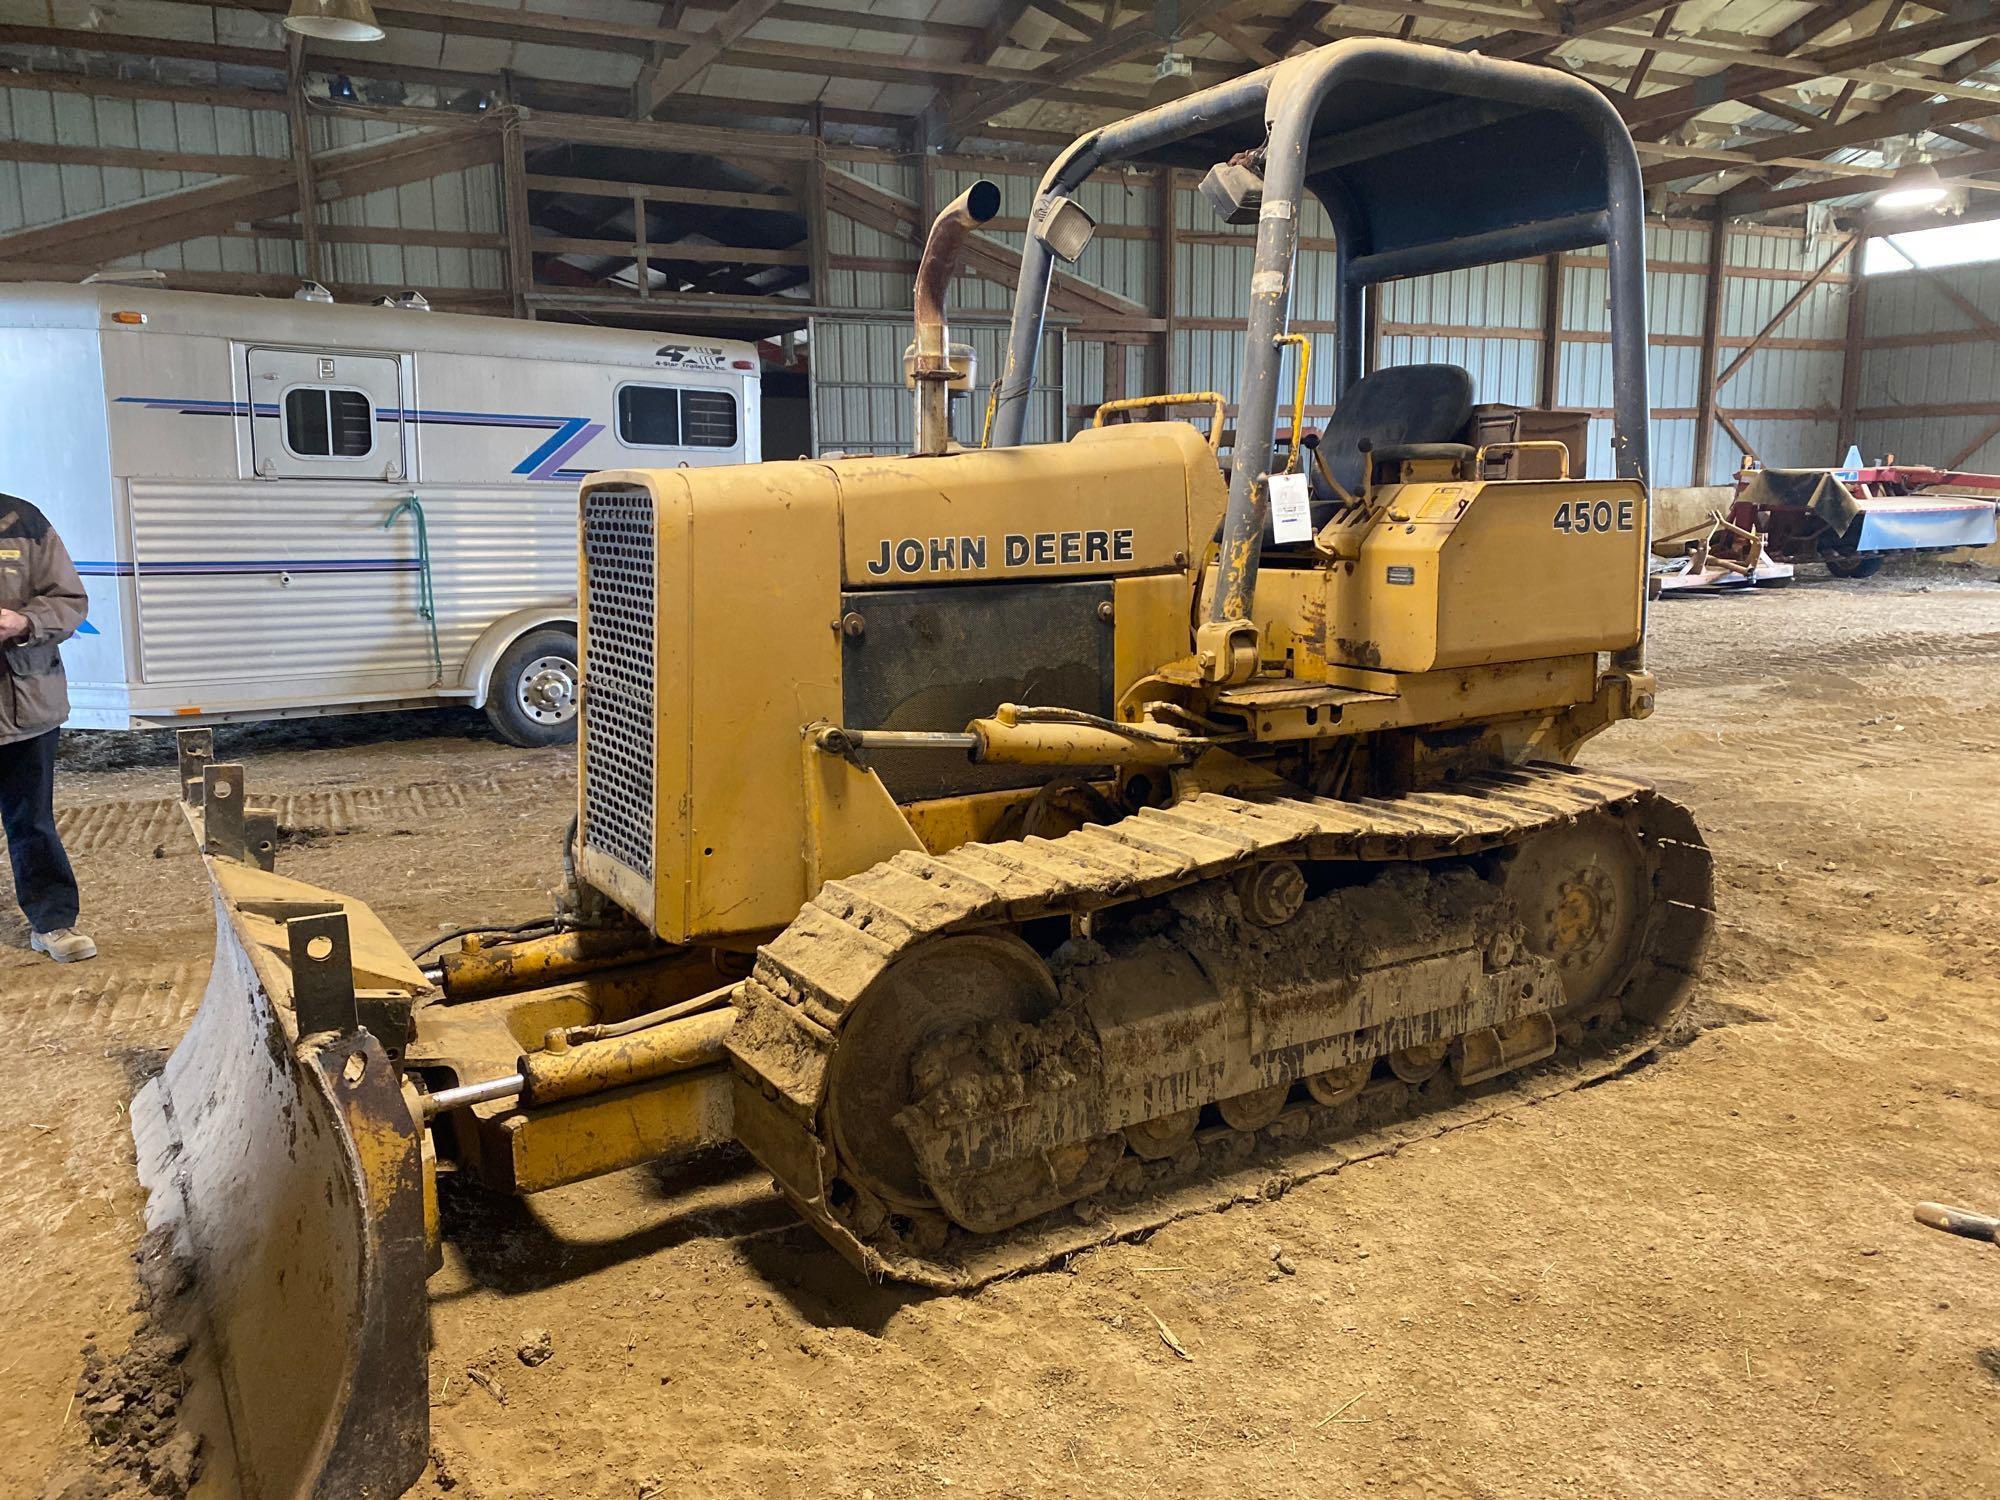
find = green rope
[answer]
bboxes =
[381,493,442,684]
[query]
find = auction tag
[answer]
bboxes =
[1268,471,1313,543]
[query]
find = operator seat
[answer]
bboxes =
[1306,363,1474,517]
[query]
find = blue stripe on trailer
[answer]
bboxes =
[75,559,422,576]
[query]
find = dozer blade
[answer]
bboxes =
[132,844,433,1499]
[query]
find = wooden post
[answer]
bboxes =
[286,37,323,286]
[1837,220,1869,457]
[1537,251,1563,409]
[803,101,832,307]
[501,118,534,319]
[1691,213,1728,484]
[633,190,651,299]
[1157,167,1177,400]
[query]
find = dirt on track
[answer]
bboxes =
[7,568,2000,1499]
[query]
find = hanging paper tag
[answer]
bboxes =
[1268,471,1313,544]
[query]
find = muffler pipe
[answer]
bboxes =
[912,178,1001,456]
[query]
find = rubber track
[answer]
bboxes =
[732,763,1714,1287]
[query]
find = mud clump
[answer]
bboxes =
[39,1230,204,1500]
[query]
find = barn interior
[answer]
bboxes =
[2,2,1999,1497]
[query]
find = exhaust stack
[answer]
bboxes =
[911,179,1000,456]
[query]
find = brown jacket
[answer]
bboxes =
[0,496,89,746]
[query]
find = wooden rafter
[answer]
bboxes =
[945,0,1248,137]
[1723,140,2000,215]
[0,125,492,265]
[1623,4,2000,139]
[822,166,1149,323]
[640,0,786,114]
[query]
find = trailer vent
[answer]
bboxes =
[581,485,656,883]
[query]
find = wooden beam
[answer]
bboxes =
[642,0,786,113]
[287,37,324,288]
[1624,5,2000,138]
[1714,234,1856,390]
[533,234,806,266]
[0,125,489,266]
[823,166,1148,321]
[1691,216,1728,483]
[1837,230,1869,454]
[1157,167,1178,398]
[501,121,534,319]
[803,146,831,306]
[1622,4,1680,100]
[1946,413,2000,469]
[1714,408,1760,465]
[945,0,1244,137]
[523,173,796,212]
[1538,251,1564,409]
[1723,141,2000,216]
[0,67,282,113]
[1476,0,1675,65]
[0,140,279,176]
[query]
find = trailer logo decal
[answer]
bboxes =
[512,417,606,482]
[655,344,727,371]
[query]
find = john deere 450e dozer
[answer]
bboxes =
[133,39,1711,1498]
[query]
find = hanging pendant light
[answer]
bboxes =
[1876,162,1947,212]
[283,0,385,44]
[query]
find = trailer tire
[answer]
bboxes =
[1825,554,1885,580]
[486,627,580,747]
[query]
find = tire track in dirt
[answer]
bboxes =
[55,768,576,855]
[0,962,207,1045]
[1679,627,2000,690]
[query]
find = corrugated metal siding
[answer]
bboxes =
[809,315,1062,456]
[0,84,292,277]
[0,88,503,290]
[311,115,505,292]
[1716,228,1851,474]
[1857,259,2000,472]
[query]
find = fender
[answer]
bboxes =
[462,602,578,708]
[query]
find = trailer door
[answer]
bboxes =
[246,347,407,481]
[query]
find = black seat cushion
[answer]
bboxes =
[1310,364,1474,504]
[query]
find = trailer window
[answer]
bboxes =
[682,389,738,448]
[617,385,681,446]
[284,387,374,458]
[617,385,739,450]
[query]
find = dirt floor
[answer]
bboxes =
[7,564,2000,1498]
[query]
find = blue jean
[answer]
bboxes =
[0,728,78,932]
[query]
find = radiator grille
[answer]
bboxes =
[582,485,656,882]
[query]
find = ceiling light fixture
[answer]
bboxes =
[1876,162,1948,211]
[283,0,385,45]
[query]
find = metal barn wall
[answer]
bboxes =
[0,84,505,293]
[1563,224,1708,485]
[1856,258,2000,473]
[0,83,293,269]
[1716,226,1848,479]
[311,115,506,294]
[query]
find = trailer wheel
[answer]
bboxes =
[486,627,579,747]
[1826,554,1886,579]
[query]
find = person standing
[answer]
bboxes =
[0,494,94,962]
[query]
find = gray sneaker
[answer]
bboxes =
[31,927,97,963]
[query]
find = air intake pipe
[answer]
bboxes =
[910,179,1001,456]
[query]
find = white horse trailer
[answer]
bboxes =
[0,282,761,745]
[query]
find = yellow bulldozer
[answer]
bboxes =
[131,38,1712,1499]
